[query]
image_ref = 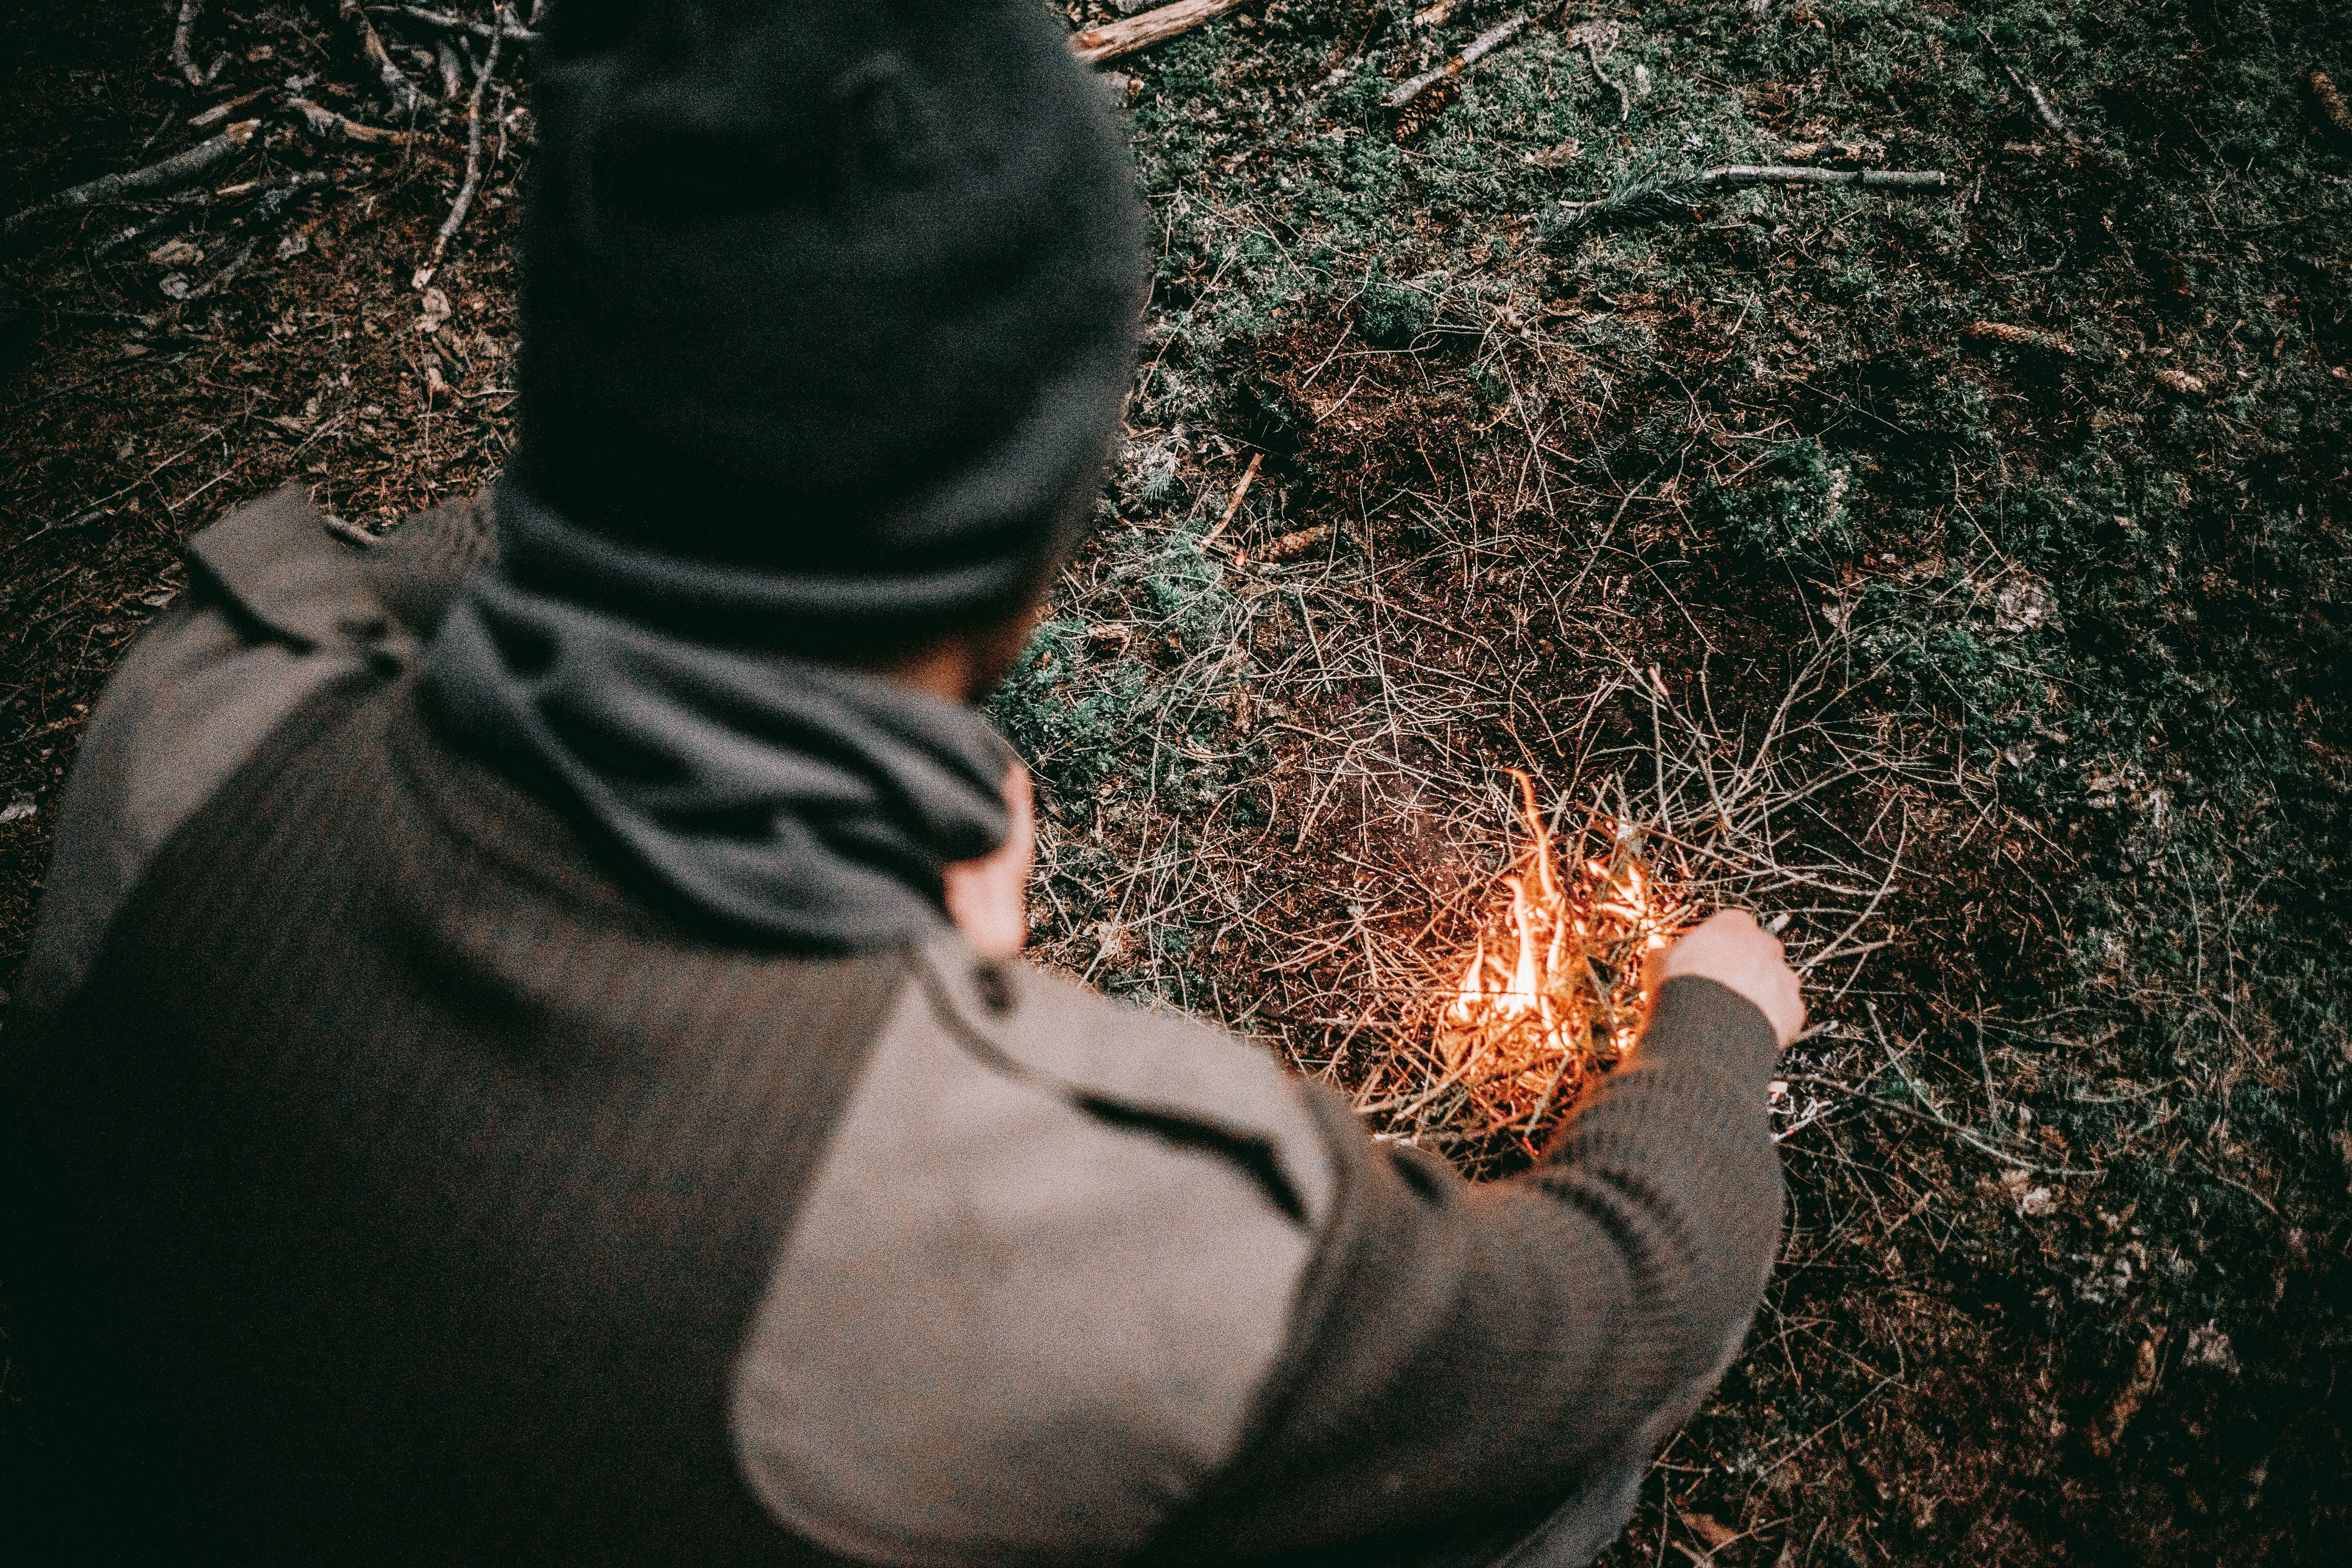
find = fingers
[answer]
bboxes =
[1659,908,1806,1048]
[942,760,1036,959]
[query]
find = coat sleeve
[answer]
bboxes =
[14,488,377,1013]
[15,486,494,1017]
[1136,975,1786,1565]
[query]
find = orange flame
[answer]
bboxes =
[1430,771,1683,1140]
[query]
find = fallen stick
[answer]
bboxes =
[1557,163,1947,230]
[290,96,450,148]
[417,5,508,288]
[93,169,327,262]
[1070,0,1254,67]
[1202,452,1262,544]
[244,168,335,228]
[338,0,432,116]
[1387,13,1528,111]
[0,120,259,245]
[190,87,273,128]
[1977,28,2077,145]
[172,0,210,88]
[368,4,543,45]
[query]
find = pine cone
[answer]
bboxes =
[2313,69,2352,139]
[1392,77,1459,142]
[1966,320,2076,358]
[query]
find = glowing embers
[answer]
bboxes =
[1428,771,1684,1145]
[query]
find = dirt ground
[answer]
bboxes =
[5,1,2349,1563]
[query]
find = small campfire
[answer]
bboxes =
[1366,771,1687,1166]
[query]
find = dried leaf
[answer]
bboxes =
[1678,1509,1741,1551]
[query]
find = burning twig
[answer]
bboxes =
[416,4,509,289]
[1555,163,1947,233]
[1070,0,1256,68]
[1386,13,1530,113]
[0,120,260,246]
[1360,771,1686,1158]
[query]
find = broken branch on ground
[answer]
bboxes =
[336,0,433,118]
[1386,12,1530,113]
[173,0,216,89]
[1557,164,1948,232]
[1070,0,1256,68]
[290,96,453,149]
[368,4,543,44]
[0,120,260,246]
[1978,28,2079,145]
[417,5,511,289]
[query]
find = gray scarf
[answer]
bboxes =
[421,509,1015,951]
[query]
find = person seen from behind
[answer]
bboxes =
[2,1,1804,1562]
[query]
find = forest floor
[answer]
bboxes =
[5,1,2350,1563]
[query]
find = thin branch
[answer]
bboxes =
[1070,0,1255,67]
[338,0,432,117]
[417,7,507,288]
[159,171,331,303]
[1557,164,1947,232]
[172,0,210,89]
[1202,453,1263,544]
[368,4,543,43]
[0,120,260,245]
[289,96,451,149]
[189,87,272,128]
[1977,28,2079,144]
[1386,12,1529,113]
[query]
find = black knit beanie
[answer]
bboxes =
[509,0,1143,652]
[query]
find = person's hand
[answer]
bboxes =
[943,760,1034,958]
[1656,909,1804,1048]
